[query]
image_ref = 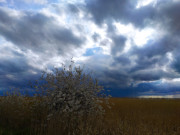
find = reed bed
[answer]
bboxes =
[0,96,179,135]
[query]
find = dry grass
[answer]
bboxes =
[104,98,180,135]
[0,97,180,135]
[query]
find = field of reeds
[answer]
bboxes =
[0,95,179,135]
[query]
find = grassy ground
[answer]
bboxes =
[104,98,180,135]
[0,97,180,135]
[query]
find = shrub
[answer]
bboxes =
[33,60,109,119]
[0,90,48,134]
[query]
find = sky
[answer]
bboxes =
[0,0,180,98]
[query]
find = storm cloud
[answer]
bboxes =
[0,7,84,55]
[0,0,180,97]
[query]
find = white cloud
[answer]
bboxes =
[173,0,180,2]
[134,28,155,47]
[136,0,157,8]
[161,78,180,87]
[113,22,158,49]
[139,94,180,98]
[21,0,48,4]
[6,74,17,80]
[40,3,112,61]
[58,0,85,4]
[0,0,6,3]
[0,38,23,59]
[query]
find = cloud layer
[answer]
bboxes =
[0,0,180,97]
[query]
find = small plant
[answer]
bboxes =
[33,60,109,120]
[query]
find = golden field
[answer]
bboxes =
[0,97,180,135]
[104,98,180,135]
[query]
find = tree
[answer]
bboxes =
[33,60,109,119]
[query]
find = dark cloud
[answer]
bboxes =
[171,49,180,73]
[68,3,80,14]
[129,36,180,75]
[111,35,126,56]
[0,8,14,24]
[85,0,180,30]
[0,7,85,55]
[157,1,180,36]
[132,70,168,82]
[0,59,27,74]
[92,33,100,42]
[0,56,41,91]
[85,0,157,28]
[85,0,136,25]
[85,0,180,63]
[1,0,180,97]
[0,6,86,93]
[85,0,179,89]
[134,81,180,97]
[113,55,131,66]
[103,78,180,97]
